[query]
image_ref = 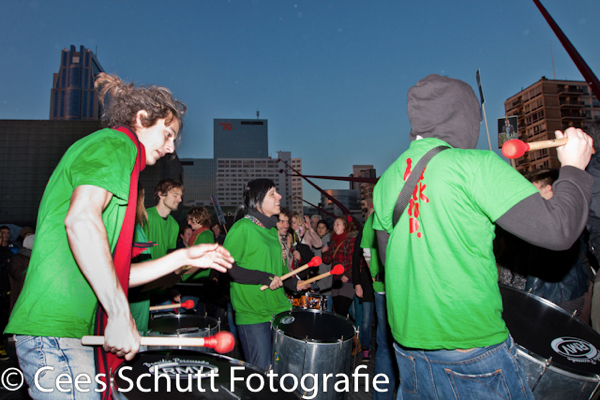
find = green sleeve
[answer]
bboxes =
[69,133,135,203]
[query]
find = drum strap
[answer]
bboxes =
[392,145,449,228]
[93,125,145,400]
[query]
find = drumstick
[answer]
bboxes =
[81,331,235,354]
[148,299,195,311]
[301,264,345,285]
[502,137,568,159]
[260,256,322,291]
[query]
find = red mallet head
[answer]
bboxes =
[331,264,345,275]
[502,139,530,159]
[181,299,195,310]
[308,256,322,267]
[204,331,235,354]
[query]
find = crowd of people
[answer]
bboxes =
[0,70,598,400]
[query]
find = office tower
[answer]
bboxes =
[50,45,104,121]
[504,77,600,174]
[214,119,268,159]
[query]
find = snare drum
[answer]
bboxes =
[149,314,220,352]
[112,350,302,400]
[287,293,305,308]
[272,309,355,400]
[286,293,326,310]
[500,284,600,399]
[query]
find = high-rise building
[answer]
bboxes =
[214,119,268,159]
[290,157,303,214]
[504,77,600,174]
[214,151,302,212]
[50,45,104,121]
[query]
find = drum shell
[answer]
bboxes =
[112,350,302,400]
[500,284,600,399]
[148,314,219,352]
[272,309,355,400]
[517,346,600,400]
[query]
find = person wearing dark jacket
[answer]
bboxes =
[9,234,34,313]
[352,228,374,361]
[586,118,600,332]
[373,74,593,400]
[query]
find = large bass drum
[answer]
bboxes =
[272,309,356,400]
[112,350,302,399]
[148,314,220,352]
[500,284,600,399]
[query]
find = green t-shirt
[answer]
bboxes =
[182,229,215,282]
[360,214,385,293]
[146,206,179,260]
[224,218,291,325]
[6,129,136,338]
[372,138,538,350]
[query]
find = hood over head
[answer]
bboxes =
[407,74,481,149]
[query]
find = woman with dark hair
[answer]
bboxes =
[225,179,305,370]
[322,216,356,316]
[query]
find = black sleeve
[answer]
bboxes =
[283,277,299,292]
[376,230,390,266]
[496,166,592,251]
[227,262,274,286]
[352,231,364,286]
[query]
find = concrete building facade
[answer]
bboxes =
[504,77,600,174]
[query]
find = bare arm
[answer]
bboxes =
[65,185,139,360]
[129,243,233,287]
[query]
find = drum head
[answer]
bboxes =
[113,350,301,400]
[150,315,218,334]
[500,284,600,375]
[272,309,355,343]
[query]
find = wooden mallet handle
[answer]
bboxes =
[301,264,345,285]
[502,137,568,159]
[81,331,235,354]
[148,299,195,311]
[260,256,322,291]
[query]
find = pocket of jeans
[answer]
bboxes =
[394,345,418,394]
[14,334,32,346]
[444,368,511,400]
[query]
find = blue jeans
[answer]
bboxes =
[360,301,374,350]
[394,335,534,400]
[15,335,100,400]
[351,296,374,349]
[374,292,397,400]
[227,301,238,341]
[237,322,273,371]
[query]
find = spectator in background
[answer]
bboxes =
[211,221,226,245]
[585,119,600,331]
[315,220,333,312]
[322,216,356,316]
[9,234,35,313]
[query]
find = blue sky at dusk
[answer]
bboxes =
[1,1,599,205]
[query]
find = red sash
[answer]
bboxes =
[93,126,146,400]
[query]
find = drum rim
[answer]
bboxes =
[516,346,600,381]
[499,284,584,319]
[272,309,356,343]
[501,284,600,376]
